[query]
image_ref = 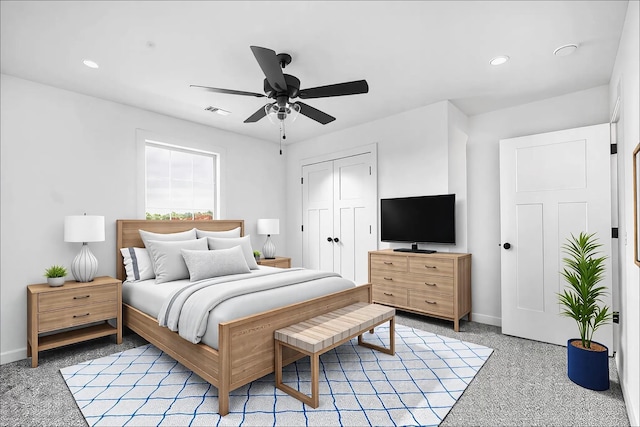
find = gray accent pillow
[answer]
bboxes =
[207,235,259,269]
[181,246,250,281]
[146,237,209,284]
[195,227,241,239]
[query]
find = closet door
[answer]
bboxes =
[302,152,377,284]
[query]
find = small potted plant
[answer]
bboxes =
[558,232,611,391]
[253,250,261,262]
[44,265,67,287]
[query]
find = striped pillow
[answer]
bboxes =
[120,247,155,282]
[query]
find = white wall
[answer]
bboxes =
[609,1,639,424]
[465,85,610,326]
[0,74,286,364]
[284,100,469,270]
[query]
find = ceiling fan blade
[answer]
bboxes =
[296,101,335,125]
[298,79,369,99]
[250,46,288,92]
[190,85,265,98]
[244,104,268,123]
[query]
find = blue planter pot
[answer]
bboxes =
[567,339,609,391]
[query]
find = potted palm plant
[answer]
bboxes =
[558,232,611,391]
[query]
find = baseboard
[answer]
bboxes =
[616,356,639,427]
[1,347,26,365]
[470,312,502,327]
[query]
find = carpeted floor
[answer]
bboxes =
[0,312,630,426]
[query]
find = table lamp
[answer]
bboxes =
[257,218,279,259]
[64,214,105,282]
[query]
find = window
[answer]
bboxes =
[145,141,218,220]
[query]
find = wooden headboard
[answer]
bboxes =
[115,219,245,282]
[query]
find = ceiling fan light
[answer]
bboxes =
[265,102,300,124]
[287,102,301,122]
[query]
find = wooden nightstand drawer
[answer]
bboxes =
[38,300,117,333]
[408,257,454,276]
[38,285,117,312]
[257,257,291,268]
[408,289,454,317]
[370,254,408,272]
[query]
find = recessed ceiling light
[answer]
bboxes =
[83,59,99,69]
[490,55,510,66]
[553,43,578,57]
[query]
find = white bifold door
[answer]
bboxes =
[302,152,377,284]
[499,123,613,353]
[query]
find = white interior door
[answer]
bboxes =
[302,152,377,283]
[500,123,613,352]
[302,161,334,272]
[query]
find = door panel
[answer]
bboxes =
[500,124,612,352]
[302,162,334,272]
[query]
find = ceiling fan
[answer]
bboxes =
[191,46,369,125]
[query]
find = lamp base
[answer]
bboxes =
[262,235,276,259]
[71,243,98,282]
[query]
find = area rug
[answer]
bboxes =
[61,324,492,426]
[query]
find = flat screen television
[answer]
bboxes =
[381,194,455,253]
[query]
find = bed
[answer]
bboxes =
[116,219,372,416]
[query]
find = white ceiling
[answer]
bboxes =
[0,1,628,144]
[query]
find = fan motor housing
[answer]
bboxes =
[264,74,300,99]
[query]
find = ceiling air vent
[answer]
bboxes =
[204,106,231,116]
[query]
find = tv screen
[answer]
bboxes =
[381,194,455,244]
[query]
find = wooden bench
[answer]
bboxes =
[274,302,395,408]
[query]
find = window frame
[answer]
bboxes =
[136,129,225,220]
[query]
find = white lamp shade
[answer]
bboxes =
[257,218,279,235]
[64,215,105,242]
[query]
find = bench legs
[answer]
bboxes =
[275,316,395,408]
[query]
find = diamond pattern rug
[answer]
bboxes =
[61,324,492,426]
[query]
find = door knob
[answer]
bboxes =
[333,237,339,243]
[327,237,333,242]
[502,242,511,250]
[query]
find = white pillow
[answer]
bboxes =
[146,238,209,284]
[120,247,155,282]
[195,227,241,239]
[181,246,250,281]
[207,235,259,270]
[139,228,197,248]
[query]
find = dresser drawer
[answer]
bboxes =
[408,289,454,317]
[38,285,117,312]
[408,257,454,277]
[369,254,408,272]
[372,284,407,306]
[371,269,453,292]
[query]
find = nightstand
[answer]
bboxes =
[27,276,122,367]
[257,256,291,268]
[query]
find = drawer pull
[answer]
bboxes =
[73,295,90,300]
[383,292,393,296]
[424,282,436,287]
[383,261,393,265]
[424,265,437,269]
[383,277,393,281]
[73,313,90,318]
[424,300,437,305]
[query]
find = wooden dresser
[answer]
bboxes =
[368,249,471,331]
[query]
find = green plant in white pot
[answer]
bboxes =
[44,265,67,287]
[558,232,611,390]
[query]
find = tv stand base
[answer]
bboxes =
[393,248,436,254]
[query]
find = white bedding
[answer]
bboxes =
[122,266,356,349]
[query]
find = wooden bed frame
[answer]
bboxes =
[116,219,372,416]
